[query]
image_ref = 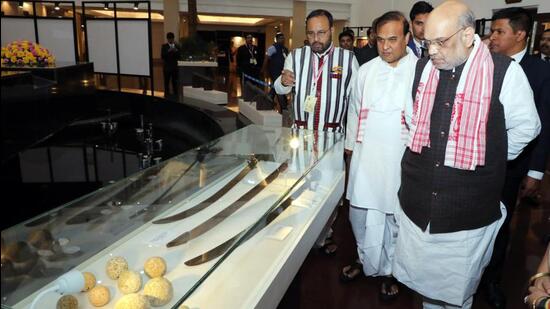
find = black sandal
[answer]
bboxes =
[320,238,338,255]
[340,261,363,282]
[379,276,399,301]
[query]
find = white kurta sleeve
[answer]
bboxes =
[500,61,541,160]
[345,63,363,151]
[274,52,294,95]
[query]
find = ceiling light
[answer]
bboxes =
[54,2,60,10]
[197,15,265,25]
[18,1,24,8]
[89,9,164,21]
[133,2,138,10]
[103,2,108,10]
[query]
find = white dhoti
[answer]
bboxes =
[392,204,506,308]
[350,206,398,276]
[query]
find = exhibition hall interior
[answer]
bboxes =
[1,0,549,308]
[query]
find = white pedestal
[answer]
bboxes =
[238,99,281,127]
[183,87,227,105]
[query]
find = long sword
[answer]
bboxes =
[184,196,293,266]
[153,157,258,224]
[166,161,289,248]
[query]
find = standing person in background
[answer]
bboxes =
[393,1,540,308]
[408,1,433,58]
[342,11,417,302]
[482,7,550,309]
[339,30,356,52]
[161,32,181,98]
[356,22,380,65]
[237,34,260,80]
[265,32,289,111]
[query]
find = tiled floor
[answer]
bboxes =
[277,197,549,309]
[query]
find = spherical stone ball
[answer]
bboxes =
[82,271,96,292]
[56,295,78,309]
[106,256,128,280]
[144,257,166,278]
[115,293,150,309]
[88,284,110,307]
[117,270,142,294]
[143,277,173,307]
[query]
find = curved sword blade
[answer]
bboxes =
[184,197,293,266]
[166,161,289,248]
[153,158,258,224]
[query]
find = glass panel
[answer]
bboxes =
[1,125,343,308]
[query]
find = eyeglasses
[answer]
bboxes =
[306,30,330,40]
[421,28,464,49]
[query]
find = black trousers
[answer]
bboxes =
[163,68,178,97]
[482,174,522,284]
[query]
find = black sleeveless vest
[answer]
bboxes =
[399,53,511,233]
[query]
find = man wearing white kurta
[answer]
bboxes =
[344,11,416,299]
[393,2,540,309]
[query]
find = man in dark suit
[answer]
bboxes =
[355,24,379,65]
[482,7,550,309]
[407,1,433,58]
[161,32,181,98]
[236,34,260,80]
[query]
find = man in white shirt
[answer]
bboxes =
[274,9,359,132]
[343,11,417,301]
[407,1,433,58]
[393,2,540,309]
[482,7,550,309]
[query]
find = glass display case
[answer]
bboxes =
[1,125,344,309]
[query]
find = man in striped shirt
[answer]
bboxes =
[274,9,359,132]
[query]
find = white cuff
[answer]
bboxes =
[527,170,544,180]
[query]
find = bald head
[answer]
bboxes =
[424,0,476,70]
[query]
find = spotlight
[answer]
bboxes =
[103,2,108,10]
[133,2,138,10]
[289,137,300,149]
[54,2,60,10]
[18,1,24,8]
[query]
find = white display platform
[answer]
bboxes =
[177,61,218,68]
[183,87,227,105]
[238,99,282,127]
[183,147,344,309]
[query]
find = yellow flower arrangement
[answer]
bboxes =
[1,40,55,67]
